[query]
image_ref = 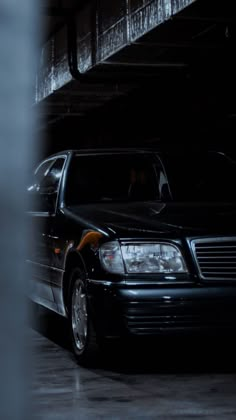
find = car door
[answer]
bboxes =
[27,156,66,309]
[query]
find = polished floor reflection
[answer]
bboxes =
[31,307,236,419]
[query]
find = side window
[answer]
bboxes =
[28,159,54,194]
[40,158,65,194]
[28,158,65,213]
[35,160,54,185]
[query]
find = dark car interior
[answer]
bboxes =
[65,154,162,205]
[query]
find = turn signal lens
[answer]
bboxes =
[100,242,125,274]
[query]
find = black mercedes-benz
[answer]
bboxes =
[27,149,236,364]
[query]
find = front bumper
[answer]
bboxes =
[87,280,236,337]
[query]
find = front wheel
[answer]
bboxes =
[69,268,99,365]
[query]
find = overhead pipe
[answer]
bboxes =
[67,0,100,83]
[67,16,86,81]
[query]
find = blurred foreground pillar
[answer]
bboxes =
[0,1,39,419]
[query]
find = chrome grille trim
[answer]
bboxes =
[191,237,236,281]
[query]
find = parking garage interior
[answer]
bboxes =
[28,0,236,418]
[37,0,236,156]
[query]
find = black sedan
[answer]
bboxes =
[27,149,236,364]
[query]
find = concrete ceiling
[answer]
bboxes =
[37,0,236,154]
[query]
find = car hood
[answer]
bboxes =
[64,201,236,238]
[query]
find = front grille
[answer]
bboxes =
[192,237,236,280]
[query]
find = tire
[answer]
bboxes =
[68,267,99,366]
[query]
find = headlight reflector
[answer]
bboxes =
[121,243,187,273]
[100,242,187,274]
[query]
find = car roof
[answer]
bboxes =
[46,148,157,159]
[43,148,231,162]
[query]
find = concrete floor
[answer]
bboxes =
[31,308,236,420]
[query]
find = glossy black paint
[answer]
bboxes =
[28,149,236,338]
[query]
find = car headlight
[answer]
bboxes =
[100,241,187,274]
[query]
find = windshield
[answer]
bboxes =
[65,153,166,205]
[164,151,236,202]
